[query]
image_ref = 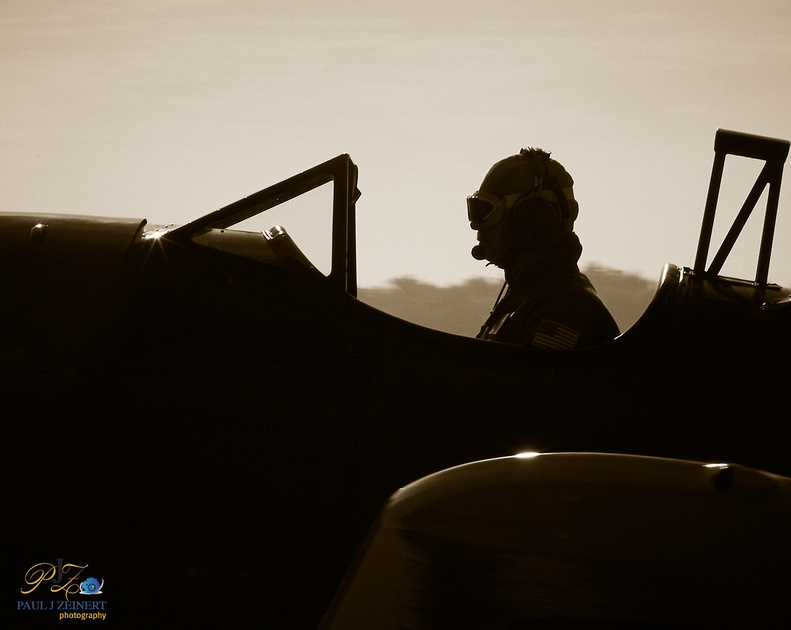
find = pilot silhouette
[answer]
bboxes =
[468,148,619,349]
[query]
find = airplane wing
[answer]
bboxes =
[321,452,791,628]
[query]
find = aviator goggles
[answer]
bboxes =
[466,190,528,230]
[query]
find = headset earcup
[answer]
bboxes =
[508,194,561,249]
[514,194,560,226]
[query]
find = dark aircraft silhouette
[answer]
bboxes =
[5,129,789,627]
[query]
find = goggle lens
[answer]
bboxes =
[467,195,499,227]
[467,191,525,229]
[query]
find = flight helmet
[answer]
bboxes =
[467,148,579,237]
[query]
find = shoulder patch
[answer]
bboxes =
[532,319,580,350]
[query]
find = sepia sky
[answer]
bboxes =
[2,0,790,288]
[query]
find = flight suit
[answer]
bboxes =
[477,236,619,349]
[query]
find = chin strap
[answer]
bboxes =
[477,279,510,340]
[490,279,508,313]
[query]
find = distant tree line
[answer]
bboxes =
[358,265,658,337]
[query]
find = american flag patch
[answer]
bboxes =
[532,319,580,350]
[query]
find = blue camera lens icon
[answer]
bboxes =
[79,577,104,595]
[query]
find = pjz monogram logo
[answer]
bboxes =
[21,559,89,600]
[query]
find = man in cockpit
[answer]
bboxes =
[468,148,619,350]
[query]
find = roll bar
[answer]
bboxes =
[694,129,789,286]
